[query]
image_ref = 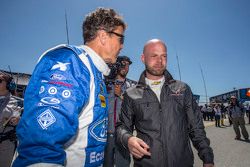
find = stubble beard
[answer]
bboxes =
[118,69,128,78]
[145,64,165,77]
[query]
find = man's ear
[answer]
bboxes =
[141,54,145,64]
[98,30,108,45]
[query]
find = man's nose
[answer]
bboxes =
[157,56,163,63]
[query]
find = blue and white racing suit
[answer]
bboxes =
[13,45,109,167]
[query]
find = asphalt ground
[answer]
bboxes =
[193,118,250,167]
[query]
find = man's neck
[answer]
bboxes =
[86,41,101,55]
[146,72,164,80]
[86,41,111,63]
[0,90,9,96]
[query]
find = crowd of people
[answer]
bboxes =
[201,103,227,127]
[1,7,249,167]
[200,97,249,140]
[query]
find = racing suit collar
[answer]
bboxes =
[81,45,110,76]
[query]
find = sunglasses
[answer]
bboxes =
[109,31,125,44]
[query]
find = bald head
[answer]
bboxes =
[143,39,167,54]
[141,39,167,80]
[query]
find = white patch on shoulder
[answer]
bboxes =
[37,109,56,130]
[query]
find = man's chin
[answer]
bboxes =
[119,73,127,78]
[147,70,164,77]
[104,58,116,64]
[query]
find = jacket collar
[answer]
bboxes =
[138,70,174,87]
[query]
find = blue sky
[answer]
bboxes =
[1,0,250,103]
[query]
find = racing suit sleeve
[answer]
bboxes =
[116,92,134,150]
[13,47,90,167]
[184,85,214,165]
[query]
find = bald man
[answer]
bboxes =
[116,39,214,167]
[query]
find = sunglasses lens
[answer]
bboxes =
[109,31,124,44]
[120,37,124,44]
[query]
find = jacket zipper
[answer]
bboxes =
[159,103,166,167]
[147,87,166,166]
[160,84,169,167]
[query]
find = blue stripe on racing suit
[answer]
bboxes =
[13,45,108,167]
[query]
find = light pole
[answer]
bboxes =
[200,64,208,105]
[65,9,70,45]
[176,52,182,81]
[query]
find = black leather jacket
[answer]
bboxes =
[116,70,214,167]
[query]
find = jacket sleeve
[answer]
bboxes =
[184,85,214,165]
[4,96,23,120]
[115,92,134,150]
[13,47,90,167]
